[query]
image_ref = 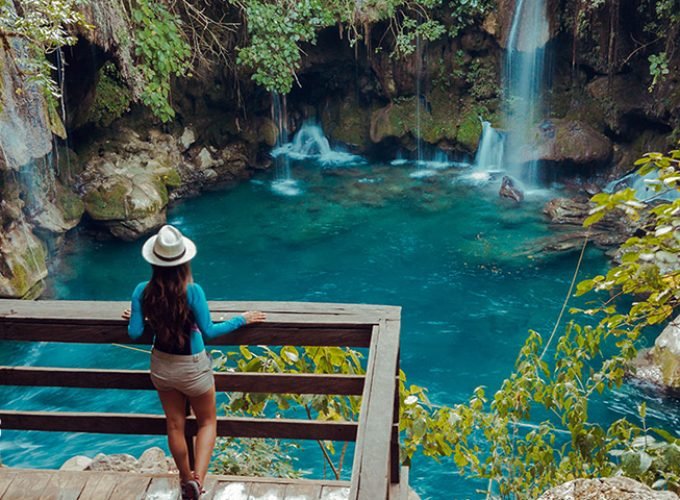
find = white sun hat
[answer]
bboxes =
[141,225,197,267]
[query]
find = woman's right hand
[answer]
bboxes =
[243,311,266,324]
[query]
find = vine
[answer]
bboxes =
[129,0,191,122]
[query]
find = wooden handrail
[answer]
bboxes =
[0,410,358,441]
[0,366,365,395]
[0,299,404,499]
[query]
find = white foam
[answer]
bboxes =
[271,179,302,197]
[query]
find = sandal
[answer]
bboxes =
[180,476,201,500]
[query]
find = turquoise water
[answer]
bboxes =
[3,161,678,498]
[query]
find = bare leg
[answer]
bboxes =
[157,389,192,482]
[189,386,217,485]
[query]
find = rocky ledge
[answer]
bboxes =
[539,477,679,499]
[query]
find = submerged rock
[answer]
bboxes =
[631,316,680,393]
[499,176,524,202]
[537,197,634,252]
[539,476,678,499]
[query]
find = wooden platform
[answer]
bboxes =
[0,468,350,500]
[0,300,406,499]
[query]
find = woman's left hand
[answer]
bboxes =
[121,308,131,320]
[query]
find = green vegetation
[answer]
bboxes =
[230,0,493,94]
[89,62,132,127]
[130,0,191,122]
[0,0,88,107]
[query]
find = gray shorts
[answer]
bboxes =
[150,349,214,397]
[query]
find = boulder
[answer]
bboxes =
[77,128,182,240]
[138,447,173,473]
[60,456,93,471]
[527,119,613,168]
[539,476,678,499]
[632,316,680,392]
[87,453,138,472]
[499,176,524,202]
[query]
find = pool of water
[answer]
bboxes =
[3,161,678,498]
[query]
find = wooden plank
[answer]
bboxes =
[210,481,250,500]
[348,325,380,499]
[0,323,372,347]
[40,471,88,500]
[144,476,180,500]
[0,411,358,441]
[350,319,401,500]
[2,471,52,500]
[0,300,399,322]
[0,470,17,498]
[0,367,365,395]
[319,486,350,500]
[78,473,120,500]
[199,476,219,500]
[284,482,322,500]
[248,481,287,500]
[108,473,151,500]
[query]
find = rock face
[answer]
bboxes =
[0,39,78,298]
[0,224,48,299]
[527,119,613,168]
[632,317,680,393]
[539,477,679,499]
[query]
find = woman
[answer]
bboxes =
[124,225,265,499]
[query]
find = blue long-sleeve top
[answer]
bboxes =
[128,281,247,354]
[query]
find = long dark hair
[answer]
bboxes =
[143,263,194,351]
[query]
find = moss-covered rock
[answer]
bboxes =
[456,107,483,151]
[0,224,48,298]
[370,91,482,152]
[87,62,132,128]
[321,94,374,150]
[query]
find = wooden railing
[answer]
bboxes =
[0,300,405,499]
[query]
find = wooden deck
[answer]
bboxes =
[0,300,405,500]
[0,468,351,499]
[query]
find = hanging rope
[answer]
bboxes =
[111,343,151,354]
[539,232,590,361]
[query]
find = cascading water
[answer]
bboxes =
[469,121,505,182]
[415,35,424,165]
[503,0,550,185]
[271,121,364,169]
[270,93,300,196]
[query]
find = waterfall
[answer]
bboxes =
[415,35,424,165]
[470,121,505,181]
[272,121,364,169]
[269,93,300,196]
[503,0,550,184]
